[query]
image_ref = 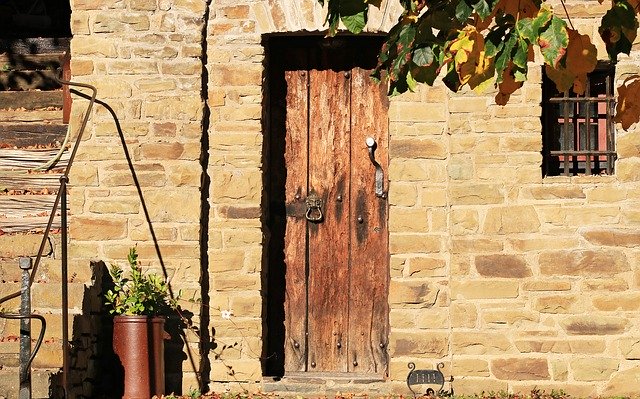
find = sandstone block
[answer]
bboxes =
[522,280,572,291]
[452,358,490,377]
[212,273,260,291]
[570,358,618,381]
[581,228,640,247]
[389,280,439,307]
[390,138,447,159]
[524,185,585,200]
[210,169,261,202]
[390,102,447,122]
[515,339,606,354]
[450,184,503,205]
[389,331,449,357]
[482,309,539,326]
[389,208,429,231]
[534,295,582,314]
[592,293,640,311]
[69,216,127,240]
[452,331,514,355]
[491,358,550,380]
[539,249,629,276]
[389,159,447,182]
[603,367,640,397]
[0,234,49,258]
[618,337,640,360]
[451,209,479,235]
[389,233,442,254]
[561,315,629,335]
[451,302,477,328]
[145,189,201,222]
[452,238,504,254]
[450,136,500,154]
[414,308,450,329]
[388,183,418,206]
[451,280,519,299]
[406,256,446,278]
[483,205,540,234]
[475,254,532,278]
[509,237,581,252]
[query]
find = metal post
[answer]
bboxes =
[19,257,33,399]
[60,175,69,398]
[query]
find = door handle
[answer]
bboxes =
[305,194,324,222]
[365,137,386,198]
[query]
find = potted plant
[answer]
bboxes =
[105,247,176,399]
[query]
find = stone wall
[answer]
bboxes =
[64,0,207,395]
[207,0,640,396]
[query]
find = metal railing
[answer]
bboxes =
[0,66,96,399]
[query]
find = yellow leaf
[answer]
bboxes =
[469,52,496,93]
[450,27,486,86]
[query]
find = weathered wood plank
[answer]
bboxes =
[0,123,67,148]
[0,90,63,110]
[283,69,309,373]
[0,195,61,233]
[0,109,62,123]
[348,67,390,375]
[307,69,350,373]
[0,148,69,169]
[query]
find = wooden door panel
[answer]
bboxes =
[348,67,389,374]
[306,69,351,372]
[283,70,309,372]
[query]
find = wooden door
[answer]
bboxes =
[281,44,389,376]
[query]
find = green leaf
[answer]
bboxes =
[338,0,369,34]
[473,0,491,20]
[520,5,553,42]
[341,11,367,33]
[495,31,517,81]
[456,0,473,22]
[512,37,529,69]
[485,25,508,58]
[539,16,568,67]
[599,0,639,61]
[413,46,435,66]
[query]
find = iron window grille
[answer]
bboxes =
[542,63,616,177]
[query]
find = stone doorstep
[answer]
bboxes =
[262,373,387,396]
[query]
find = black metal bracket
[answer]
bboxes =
[407,362,454,397]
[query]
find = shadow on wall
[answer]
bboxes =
[41,89,205,396]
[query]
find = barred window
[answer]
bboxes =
[542,63,616,177]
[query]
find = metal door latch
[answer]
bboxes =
[366,137,386,198]
[305,194,323,222]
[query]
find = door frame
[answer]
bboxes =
[262,34,390,378]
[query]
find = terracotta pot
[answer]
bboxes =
[113,315,165,399]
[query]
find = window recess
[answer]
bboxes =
[542,63,616,177]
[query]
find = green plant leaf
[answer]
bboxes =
[599,0,639,61]
[539,15,568,67]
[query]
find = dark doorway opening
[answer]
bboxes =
[261,34,387,378]
[0,0,71,39]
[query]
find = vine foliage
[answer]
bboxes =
[320,0,640,129]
